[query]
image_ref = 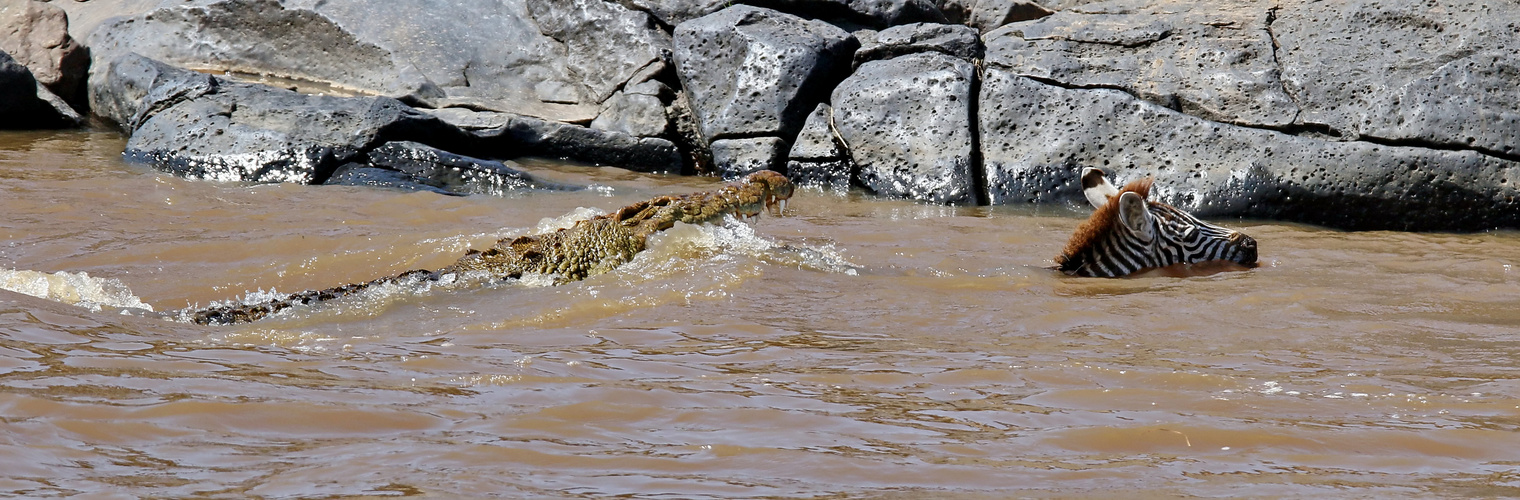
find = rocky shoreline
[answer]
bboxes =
[2,0,1516,230]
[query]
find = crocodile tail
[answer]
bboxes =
[188,269,435,325]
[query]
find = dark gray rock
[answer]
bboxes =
[984,0,1298,129]
[853,22,982,66]
[966,0,1053,32]
[0,49,82,128]
[326,163,463,196]
[786,159,853,190]
[673,5,857,142]
[978,68,1520,231]
[590,91,671,138]
[832,52,977,205]
[461,110,683,173]
[116,56,453,184]
[786,103,854,190]
[710,137,788,178]
[356,141,572,196]
[628,0,947,28]
[1273,0,1520,156]
[0,0,89,109]
[789,103,845,161]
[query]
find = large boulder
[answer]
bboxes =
[673,5,857,143]
[833,52,978,205]
[0,0,88,109]
[123,68,453,184]
[978,68,1520,231]
[978,0,1520,230]
[86,0,674,124]
[983,0,1297,129]
[0,50,82,129]
[1272,0,1520,156]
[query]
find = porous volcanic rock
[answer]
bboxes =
[983,0,1298,129]
[977,68,1520,231]
[672,5,857,142]
[1272,0,1520,156]
[786,103,852,190]
[710,137,789,178]
[853,22,982,66]
[832,51,978,205]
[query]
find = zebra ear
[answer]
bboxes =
[1117,191,1155,241]
[1081,168,1119,209]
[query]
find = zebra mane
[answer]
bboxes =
[1057,177,1154,266]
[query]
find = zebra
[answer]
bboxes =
[1056,168,1258,277]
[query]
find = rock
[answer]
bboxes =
[832,52,977,205]
[984,0,1298,129]
[355,141,559,196]
[0,49,82,128]
[966,0,1053,32]
[0,0,88,109]
[325,164,463,196]
[788,104,846,161]
[590,91,671,138]
[853,22,982,66]
[710,137,788,178]
[977,68,1520,231]
[629,0,947,28]
[673,5,857,142]
[523,0,671,104]
[462,111,683,173]
[1272,0,1520,156]
[86,0,673,123]
[113,55,454,184]
[786,103,855,190]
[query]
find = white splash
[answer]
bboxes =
[0,268,154,312]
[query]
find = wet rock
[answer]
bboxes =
[710,137,789,178]
[853,22,982,66]
[786,103,853,190]
[984,0,1298,129]
[673,5,857,143]
[590,91,671,138]
[350,141,566,196]
[0,49,82,129]
[116,56,452,184]
[0,0,88,109]
[1272,0,1520,156]
[966,0,1053,32]
[832,52,977,205]
[977,69,1520,231]
[325,164,462,196]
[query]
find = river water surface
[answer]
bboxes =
[2,129,1519,497]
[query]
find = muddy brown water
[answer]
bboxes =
[2,129,1519,498]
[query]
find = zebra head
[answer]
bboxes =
[1057,168,1258,277]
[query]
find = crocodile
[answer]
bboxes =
[188,170,795,325]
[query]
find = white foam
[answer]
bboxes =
[0,268,154,312]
